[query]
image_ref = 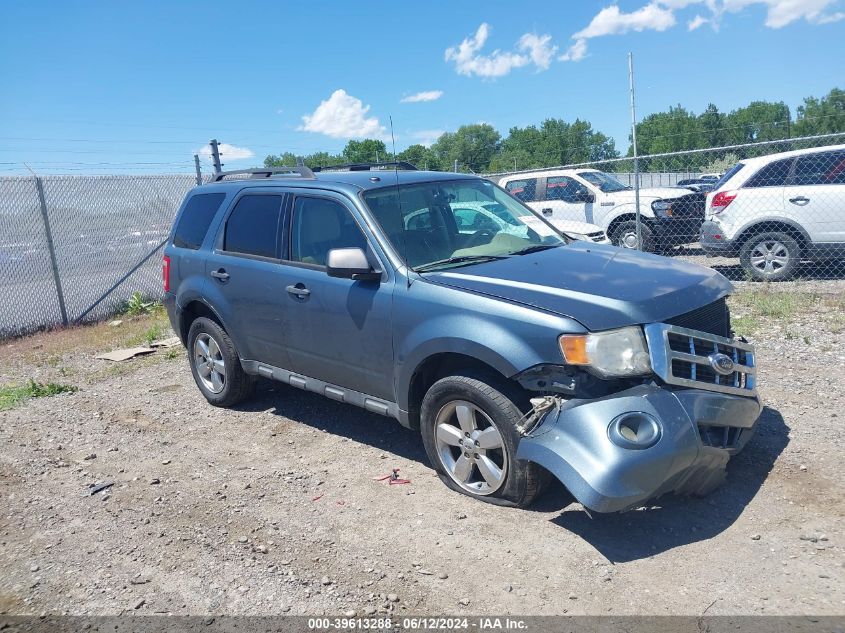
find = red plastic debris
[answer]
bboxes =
[374,468,411,485]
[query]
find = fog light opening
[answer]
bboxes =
[608,412,662,450]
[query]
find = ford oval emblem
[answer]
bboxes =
[708,352,735,376]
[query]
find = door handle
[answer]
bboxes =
[210,269,230,282]
[789,196,810,205]
[286,283,311,299]
[542,208,553,216]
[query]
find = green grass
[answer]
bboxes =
[731,289,805,319]
[731,314,760,337]
[0,380,78,411]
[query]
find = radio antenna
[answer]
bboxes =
[389,115,411,288]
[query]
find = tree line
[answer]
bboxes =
[265,87,844,173]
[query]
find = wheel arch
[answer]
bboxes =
[178,299,227,344]
[734,218,811,250]
[404,351,525,430]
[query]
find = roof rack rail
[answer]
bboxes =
[210,165,315,182]
[312,161,418,173]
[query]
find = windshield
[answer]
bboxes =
[362,179,566,271]
[577,171,631,193]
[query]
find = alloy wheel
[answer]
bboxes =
[433,400,508,495]
[750,240,790,275]
[193,333,226,394]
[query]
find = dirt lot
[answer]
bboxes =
[1,284,843,617]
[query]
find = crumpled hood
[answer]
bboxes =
[423,242,733,331]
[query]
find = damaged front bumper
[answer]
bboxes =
[516,384,762,513]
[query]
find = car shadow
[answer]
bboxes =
[547,406,788,562]
[233,379,429,465]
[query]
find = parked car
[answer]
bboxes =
[700,144,845,280]
[163,163,761,513]
[676,178,716,193]
[447,200,610,244]
[497,169,705,252]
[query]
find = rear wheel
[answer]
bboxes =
[187,317,255,407]
[611,220,656,252]
[420,373,546,508]
[739,231,800,281]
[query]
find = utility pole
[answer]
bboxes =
[628,52,642,251]
[209,139,223,174]
[193,154,202,186]
[453,159,458,173]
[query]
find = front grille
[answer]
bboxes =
[644,323,757,397]
[699,424,745,449]
[665,297,730,338]
[668,192,706,218]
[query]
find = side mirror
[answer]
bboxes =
[574,189,595,203]
[326,248,381,281]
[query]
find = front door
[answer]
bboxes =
[276,194,394,400]
[788,149,845,244]
[538,175,592,223]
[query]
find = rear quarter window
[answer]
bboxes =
[173,192,226,250]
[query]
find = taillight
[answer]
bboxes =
[162,255,171,292]
[710,190,737,214]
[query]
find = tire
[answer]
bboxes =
[611,220,656,252]
[187,317,255,407]
[420,372,546,508]
[739,231,800,282]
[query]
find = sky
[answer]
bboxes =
[1,0,843,175]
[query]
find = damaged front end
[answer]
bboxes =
[515,323,762,513]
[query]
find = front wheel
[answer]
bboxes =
[420,373,546,508]
[611,220,656,252]
[739,232,800,281]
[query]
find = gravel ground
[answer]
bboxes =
[0,286,843,617]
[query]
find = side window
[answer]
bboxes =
[173,193,226,250]
[793,151,845,186]
[223,194,283,258]
[744,158,793,188]
[290,197,367,267]
[505,178,538,202]
[546,176,585,202]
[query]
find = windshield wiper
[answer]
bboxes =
[414,254,508,272]
[511,244,562,256]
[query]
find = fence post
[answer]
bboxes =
[34,176,69,326]
[627,53,643,251]
[194,154,202,186]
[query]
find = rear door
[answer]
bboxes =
[787,149,845,244]
[203,191,292,369]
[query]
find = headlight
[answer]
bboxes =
[564,232,589,241]
[559,326,652,378]
[651,200,673,217]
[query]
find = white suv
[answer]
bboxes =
[498,169,704,252]
[700,144,845,281]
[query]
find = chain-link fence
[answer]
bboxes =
[2,133,844,339]
[485,133,845,283]
[0,174,199,338]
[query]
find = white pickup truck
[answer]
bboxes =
[498,169,705,252]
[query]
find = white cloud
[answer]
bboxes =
[445,23,529,78]
[299,89,386,139]
[574,3,677,38]
[687,14,710,28]
[517,33,558,70]
[721,0,844,27]
[400,90,444,103]
[444,23,557,78]
[559,38,588,61]
[197,143,254,162]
